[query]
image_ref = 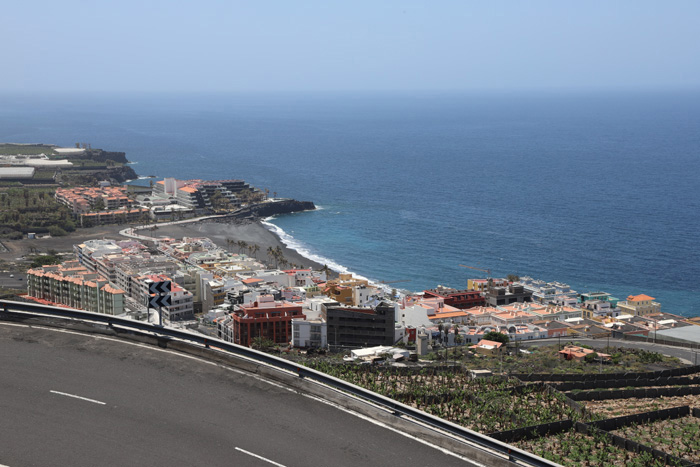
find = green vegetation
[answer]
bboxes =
[0,188,75,238]
[515,430,677,466]
[304,363,593,433]
[251,337,276,351]
[33,170,56,180]
[612,417,700,464]
[30,253,62,268]
[0,144,56,156]
[468,345,682,375]
[483,330,509,344]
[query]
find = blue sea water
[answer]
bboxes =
[1,91,698,316]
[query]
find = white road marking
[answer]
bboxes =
[299,392,483,465]
[50,390,106,405]
[2,322,482,463]
[235,447,286,467]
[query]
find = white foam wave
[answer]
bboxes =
[127,161,138,165]
[137,175,154,180]
[261,218,390,289]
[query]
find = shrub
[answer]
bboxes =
[584,352,598,364]
[48,226,68,237]
[483,331,509,344]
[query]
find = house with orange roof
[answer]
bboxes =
[473,339,504,355]
[558,345,611,362]
[55,186,136,217]
[617,294,661,316]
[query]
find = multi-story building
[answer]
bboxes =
[55,186,134,214]
[26,262,125,315]
[114,257,179,297]
[484,284,533,306]
[580,291,620,308]
[132,274,195,321]
[467,278,509,292]
[323,302,395,348]
[216,295,303,347]
[322,273,369,306]
[80,207,150,226]
[153,178,257,213]
[291,317,327,348]
[517,277,578,304]
[617,294,661,316]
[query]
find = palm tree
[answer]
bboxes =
[237,240,248,254]
[267,246,276,267]
[320,264,331,278]
[250,244,260,259]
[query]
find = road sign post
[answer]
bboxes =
[145,280,172,326]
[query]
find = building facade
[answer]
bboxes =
[324,302,395,348]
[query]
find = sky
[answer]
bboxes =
[3,1,699,93]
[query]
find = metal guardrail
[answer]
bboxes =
[0,299,557,467]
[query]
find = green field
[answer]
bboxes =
[0,144,56,156]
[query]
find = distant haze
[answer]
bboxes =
[3,1,699,93]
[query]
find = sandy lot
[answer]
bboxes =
[142,219,325,271]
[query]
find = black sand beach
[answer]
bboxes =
[144,219,326,271]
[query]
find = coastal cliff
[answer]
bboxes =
[85,149,130,164]
[233,199,316,219]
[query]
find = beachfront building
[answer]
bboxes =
[322,273,370,306]
[324,302,396,348]
[580,291,620,309]
[617,294,661,316]
[467,278,509,292]
[216,295,303,347]
[152,178,259,213]
[423,286,485,309]
[484,284,533,306]
[26,262,125,315]
[516,276,578,304]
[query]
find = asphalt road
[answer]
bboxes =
[0,272,25,290]
[520,337,700,365]
[0,324,477,467]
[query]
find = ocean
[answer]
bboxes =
[1,91,698,316]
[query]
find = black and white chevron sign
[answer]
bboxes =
[148,294,171,309]
[148,280,171,295]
